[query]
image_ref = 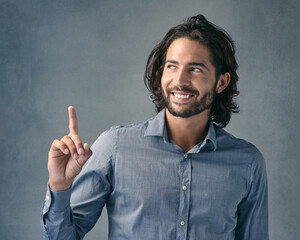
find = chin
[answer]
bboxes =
[167,103,211,119]
[167,108,198,118]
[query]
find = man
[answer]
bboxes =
[41,14,268,240]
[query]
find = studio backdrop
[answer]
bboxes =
[0,0,299,239]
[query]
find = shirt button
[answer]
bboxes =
[46,195,50,201]
[180,221,185,226]
[182,185,187,191]
[184,153,188,158]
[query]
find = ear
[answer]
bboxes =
[216,72,231,94]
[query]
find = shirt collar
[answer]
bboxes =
[144,109,167,138]
[144,108,217,151]
[201,120,217,151]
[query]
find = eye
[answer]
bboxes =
[167,65,176,70]
[191,67,201,72]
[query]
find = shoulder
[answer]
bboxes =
[214,125,265,167]
[86,119,150,171]
[91,118,150,150]
[102,119,150,139]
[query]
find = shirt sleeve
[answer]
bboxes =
[235,149,269,240]
[41,186,76,240]
[41,129,116,240]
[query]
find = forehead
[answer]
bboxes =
[166,37,213,66]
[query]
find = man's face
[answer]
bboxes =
[161,37,219,118]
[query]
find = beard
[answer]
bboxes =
[161,86,217,118]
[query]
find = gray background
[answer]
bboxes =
[0,0,299,239]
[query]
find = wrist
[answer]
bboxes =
[48,179,72,192]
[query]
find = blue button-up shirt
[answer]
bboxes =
[41,109,268,240]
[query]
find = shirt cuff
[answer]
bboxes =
[48,185,72,212]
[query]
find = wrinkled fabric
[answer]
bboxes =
[41,109,268,240]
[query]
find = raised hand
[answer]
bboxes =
[48,106,93,191]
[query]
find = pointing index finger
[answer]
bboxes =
[68,106,78,134]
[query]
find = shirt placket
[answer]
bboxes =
[177,153,191,240]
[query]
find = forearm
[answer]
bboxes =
[235,151,269,239]
[41,186,78,240]
[41,169,110,239]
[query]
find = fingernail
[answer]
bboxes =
[64,149,69,154]
[78,148,84,155]
[74,153,79,159]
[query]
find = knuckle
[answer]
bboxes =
[61,137,76,149]
[68,133,79,140]
[61,135,68,141]
[69,134,82,146]
[68,143,76,151]
[52,139,60,147]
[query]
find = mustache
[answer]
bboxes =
[166,86,199,95]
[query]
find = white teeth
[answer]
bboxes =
[174,93,190,99]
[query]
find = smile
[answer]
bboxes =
[173,93,192,99]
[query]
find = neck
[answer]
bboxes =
[165,109,210,153]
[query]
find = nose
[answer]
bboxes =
[175,69,190,85]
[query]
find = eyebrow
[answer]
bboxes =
[166,60,209,70]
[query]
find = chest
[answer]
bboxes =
[110,143,250,215]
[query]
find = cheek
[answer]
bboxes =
[160,72,169,89]
[199,84,217,96]
[161,70,174,86]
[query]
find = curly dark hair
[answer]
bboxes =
[144,14,239,127]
